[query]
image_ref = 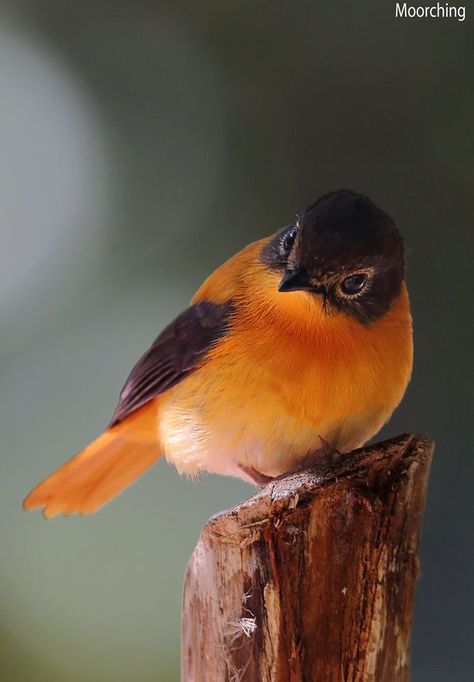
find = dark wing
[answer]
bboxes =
[110,300,232,425]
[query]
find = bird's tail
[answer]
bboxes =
[23,402,161,518]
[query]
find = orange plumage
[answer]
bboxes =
[23,401,161,518]
[23,190,413,517]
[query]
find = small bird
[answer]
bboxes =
[23,190,413,518]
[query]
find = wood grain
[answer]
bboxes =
[182,434,434,682]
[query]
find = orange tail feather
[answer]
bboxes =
[23,403,161,518]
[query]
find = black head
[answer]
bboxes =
[261,190,405,323]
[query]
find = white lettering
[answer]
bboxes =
[395,2,407,17]
[395,3,466,21]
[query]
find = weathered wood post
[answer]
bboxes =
[182,434,433,682]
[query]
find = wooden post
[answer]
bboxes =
[181,434,433,682]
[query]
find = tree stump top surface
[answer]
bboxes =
[206,433,433,539]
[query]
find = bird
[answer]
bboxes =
[23,190,413,518]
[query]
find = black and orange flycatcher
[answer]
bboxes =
[23,190,413,518]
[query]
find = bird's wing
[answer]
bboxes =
[110,300,232,425]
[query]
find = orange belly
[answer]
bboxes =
[158,278,413,481]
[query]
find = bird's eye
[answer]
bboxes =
[282,226,297,253]
[340,272,368,296]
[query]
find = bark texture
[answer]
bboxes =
[182,434,433,682]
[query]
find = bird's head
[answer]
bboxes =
[262,190,405,323]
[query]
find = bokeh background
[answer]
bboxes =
[1,1,472,680]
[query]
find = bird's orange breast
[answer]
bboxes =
[158,241,413,480]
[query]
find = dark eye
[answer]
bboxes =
[281,226,297,254]
[340,273,368,296]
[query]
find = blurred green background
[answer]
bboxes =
[1,1,472,680]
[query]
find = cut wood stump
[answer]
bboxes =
[182,434,434,682]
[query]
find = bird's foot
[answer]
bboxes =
[275,438,342,480]
[239,439,342,486]
[317,437,342,468]
[239,465,275,487]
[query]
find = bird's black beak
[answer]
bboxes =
[278,268,311,293]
